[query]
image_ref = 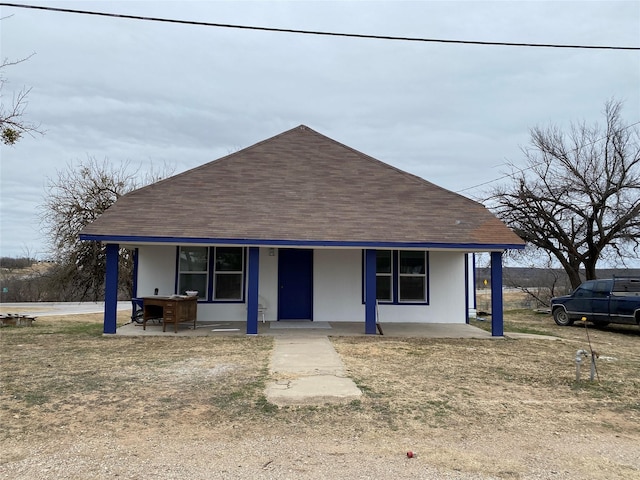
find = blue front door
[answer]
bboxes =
[278,249,313,320]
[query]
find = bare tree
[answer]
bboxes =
[490,99,640,289]
[0,53,43,145]
[40,157,173,301]
[502,247,571,308]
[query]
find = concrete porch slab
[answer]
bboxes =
[113,321,495,338]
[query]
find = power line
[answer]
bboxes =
[456,120,640,194]
[2,2,639,50]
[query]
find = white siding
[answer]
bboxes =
[314,249,365,321]
[258,247,279,321]
[136,245,176,297]
[375,251,466,324]
[467,253,477,318]
[425,251,467,323]
[135,246,469,324]
[196,303,247,322]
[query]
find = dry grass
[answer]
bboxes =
[1,312,275,441]
[1,306,639,479]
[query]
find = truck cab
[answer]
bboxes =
[551,277,640,327]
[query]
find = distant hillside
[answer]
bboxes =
[475,267,640,289]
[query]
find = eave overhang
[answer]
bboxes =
[79,233,525,251]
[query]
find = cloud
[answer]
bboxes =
[1,0,638,258]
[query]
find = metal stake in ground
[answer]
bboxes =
[581,316,599,381]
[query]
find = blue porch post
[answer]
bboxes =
[246,247,260,335]
[104,243,119,335]
[465,253,470,324]
[471,253,477,312]
[364,249,377,334]
[490,251,504,337]
[131,248,139,298]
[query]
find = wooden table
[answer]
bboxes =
[142,296,198,333]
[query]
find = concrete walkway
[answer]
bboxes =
[265,335,362,406]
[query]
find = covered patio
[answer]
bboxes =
[114,320,495,339]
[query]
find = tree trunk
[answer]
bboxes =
[566,267,583,290]
[563,255,584,290]
[583,260,598,281]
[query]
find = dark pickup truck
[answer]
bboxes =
[551,277,640,327]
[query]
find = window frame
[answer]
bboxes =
[376,250,393,302]
[175,246,246,303]
[212,246,245,301]
[398,250,427,303]
[362,250,429,305]
[177,246,209,300]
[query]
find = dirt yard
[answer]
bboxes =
[1,306,639,479]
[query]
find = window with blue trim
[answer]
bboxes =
[399,251,427,302]
[177,246,245,301]
[214,247,244,300]
[178,246,208,299]
[376,250,393,301]
[364,250,429,304]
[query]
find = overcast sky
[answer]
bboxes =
[1,1,639,260]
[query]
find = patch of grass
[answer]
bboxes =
[424,399,452,416]
[569,379,631,399]
[14,391,50,406]
[369,401,399,430]
[205,372,273,421]
[469,318,492,332]
[472,311,559,337]
[505,308,539,315]
[506,325,558,336]
[351,378,384,399]
[2,320,104,337]
[56,322,105,336]
[626,401,640,412]
[255,395,279,414]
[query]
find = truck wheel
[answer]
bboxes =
[553,309,573,326]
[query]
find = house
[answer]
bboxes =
[80,125,524,336]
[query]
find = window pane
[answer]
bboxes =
[376,250,392,274]
[400,277,425,301]
[376,275,392,301]
[178,273,207,298]
[215,274,242,300]
[180,247,208,272]
[574,286,592,298]
[400,251,425,274]
[215,247,243,272]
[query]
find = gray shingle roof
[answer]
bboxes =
[81,125,524,248]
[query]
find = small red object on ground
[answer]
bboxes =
[407,451,414,458]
